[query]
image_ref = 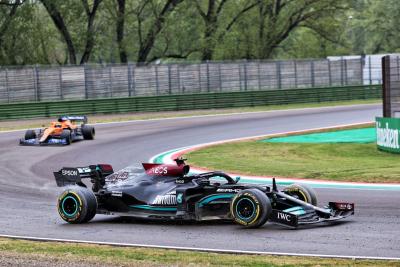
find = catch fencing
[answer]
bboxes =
[0,58,380,104]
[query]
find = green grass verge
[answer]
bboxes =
[186,125,400,183]
[0,238,397,267]
[0,99,379,131]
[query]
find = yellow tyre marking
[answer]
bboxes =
[231,192,261,226]
[57,190,83,222]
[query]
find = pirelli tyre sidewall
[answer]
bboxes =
[57,187,97,224]
[60,129,72,145]
[81,125,95,140]
[24,129,36,140]
[283,183,318,206]
[230,189,271,228]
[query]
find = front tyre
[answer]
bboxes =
[60,129,72,145]
[24,129,36,140]
[57,187,97,224]
[230,189,271,228]
[283,183,318,206]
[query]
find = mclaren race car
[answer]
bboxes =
[54,158,354,228]
[20,115,95,146]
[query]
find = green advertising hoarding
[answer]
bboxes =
[376,117,400,153]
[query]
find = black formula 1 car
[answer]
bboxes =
[54,158,354,228]
[20,115,95,146]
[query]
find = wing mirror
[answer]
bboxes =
[235,176,241,183]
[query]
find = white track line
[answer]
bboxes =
[0,103,379,133]
[0,234,398,261]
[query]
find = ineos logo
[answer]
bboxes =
[149,166,168,175]
[277,212,291,222]
[62,169,78,176]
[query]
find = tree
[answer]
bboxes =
[0,0,23,49]
[253,0,348,59]
[357,0,400,54]
[40,0,103,64]
[116,0,127,63]
[194,0,257,60]
[134,0,184,63]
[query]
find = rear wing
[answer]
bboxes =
[54,164,113,190]
[58,115,88,124]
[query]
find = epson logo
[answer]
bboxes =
[62,169,78,176]
[277,212,291,222]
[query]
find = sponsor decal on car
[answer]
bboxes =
[47,138,67,144]
[152,191,177,205]
[277,211,292,222]
[77,167,91,174]
[217,188,240,193]
[105,171,129,183]
[111,191,123,197]
[62,169,78,176]
[177,193,183,204]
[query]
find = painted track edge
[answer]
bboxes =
[0,234,398,261]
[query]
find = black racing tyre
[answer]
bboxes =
[60,129,71,145]
[24,129,36,140]
[57,186,97,224]
[230,189,272,228]
[283,183,318,206]
[81,125,95,140]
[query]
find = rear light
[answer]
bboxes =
[98,164,114,173]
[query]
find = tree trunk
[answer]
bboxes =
[40,0,77,64]
[116,0,127,63]
[80,0,103,64]
[0,1,20,49]
[137,0,183,63]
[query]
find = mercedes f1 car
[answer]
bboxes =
[20,115,95,146]
[54,158,354,228]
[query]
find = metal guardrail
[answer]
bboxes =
[0,58,374,104]
[0,85,381,120]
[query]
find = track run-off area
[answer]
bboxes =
[1,103,399,259]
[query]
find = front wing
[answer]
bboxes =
[20,138,68,146]
[270,202,354,228]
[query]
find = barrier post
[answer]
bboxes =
[59,66,63,100]
[34,65,40,101]
[5,68,10,103]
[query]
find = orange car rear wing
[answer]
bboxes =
[58,115,88,124]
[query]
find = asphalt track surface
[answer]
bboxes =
[1,104,399,258]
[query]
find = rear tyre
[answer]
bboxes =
[57,187,97,224]
[24,130,36,140]
[82,125,95,140]
[60,129,71,145]
[283,183,318,206]
[230,189,271,228]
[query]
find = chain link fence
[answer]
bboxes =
[0,58,381,104]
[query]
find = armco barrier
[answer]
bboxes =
[0,85,381,120]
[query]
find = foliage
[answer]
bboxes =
[0,0,399,65]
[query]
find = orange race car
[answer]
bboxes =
[20,115,95,146]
